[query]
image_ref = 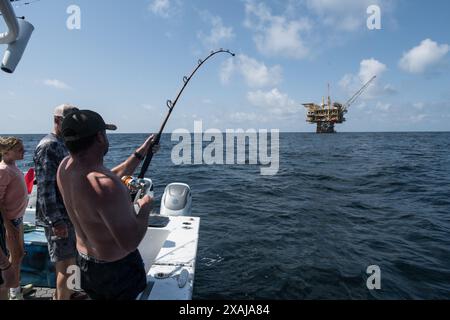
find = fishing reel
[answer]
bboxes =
[121,176,154,205]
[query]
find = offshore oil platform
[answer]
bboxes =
[303,76,377,133]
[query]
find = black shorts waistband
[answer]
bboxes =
[78,250,141,265]
[78,252,109,264]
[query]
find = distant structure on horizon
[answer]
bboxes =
[302,76,377,134]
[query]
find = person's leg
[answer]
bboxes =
[0,287,8,300]
[0,213,11,300]
[44,223,78,300]
[55,257,76,300]
[6,220,25,298]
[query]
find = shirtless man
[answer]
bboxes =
[56,110,158,300]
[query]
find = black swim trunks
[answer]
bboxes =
[77,249,147,300]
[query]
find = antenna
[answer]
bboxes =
[328,83,331,114]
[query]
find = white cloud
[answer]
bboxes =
[197,12,235,48]
[142,104,156,111]
[244,0,396,59]
[375,102,391,111]
[339,58,394,100]
[304,0,392,31]
[244,1,310,59]
[229,112,269,123]
[354,101,367,110]
[382,84,397,95]
[149,0,170,17]
[220,58,235,84]
[359,58,386,85]
[413,102,425,110]
[399,39,449,74]
[247,88,299,116]
[148,0,181,18]
[409,114,427,123]
[43,79,71,90]
[220,54,282,88]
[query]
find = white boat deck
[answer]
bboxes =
[143,216,200,300]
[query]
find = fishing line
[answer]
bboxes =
[137,49,235,179]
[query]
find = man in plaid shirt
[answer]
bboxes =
[34,104,80,300]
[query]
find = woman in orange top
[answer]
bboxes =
[0,137,28,300]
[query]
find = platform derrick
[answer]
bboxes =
[303,76,376,133]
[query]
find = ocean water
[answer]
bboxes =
[11,132,450,299]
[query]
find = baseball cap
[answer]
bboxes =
[54,104,79,118]
[62,110,117,142]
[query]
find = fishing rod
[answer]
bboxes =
[137,48,235,179]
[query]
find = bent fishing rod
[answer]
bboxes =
[137,48,235,179]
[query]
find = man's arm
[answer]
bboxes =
[111,134,157,178]
[0,211,8,269]
[0,251,9,270]
[0,170,10,214]
[91,173,153,253]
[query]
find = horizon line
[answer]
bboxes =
[1,131,449,135]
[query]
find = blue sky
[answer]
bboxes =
[1,0,449,133]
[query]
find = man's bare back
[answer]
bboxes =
[57,156,151,262]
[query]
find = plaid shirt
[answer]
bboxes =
[33,133,70,227]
